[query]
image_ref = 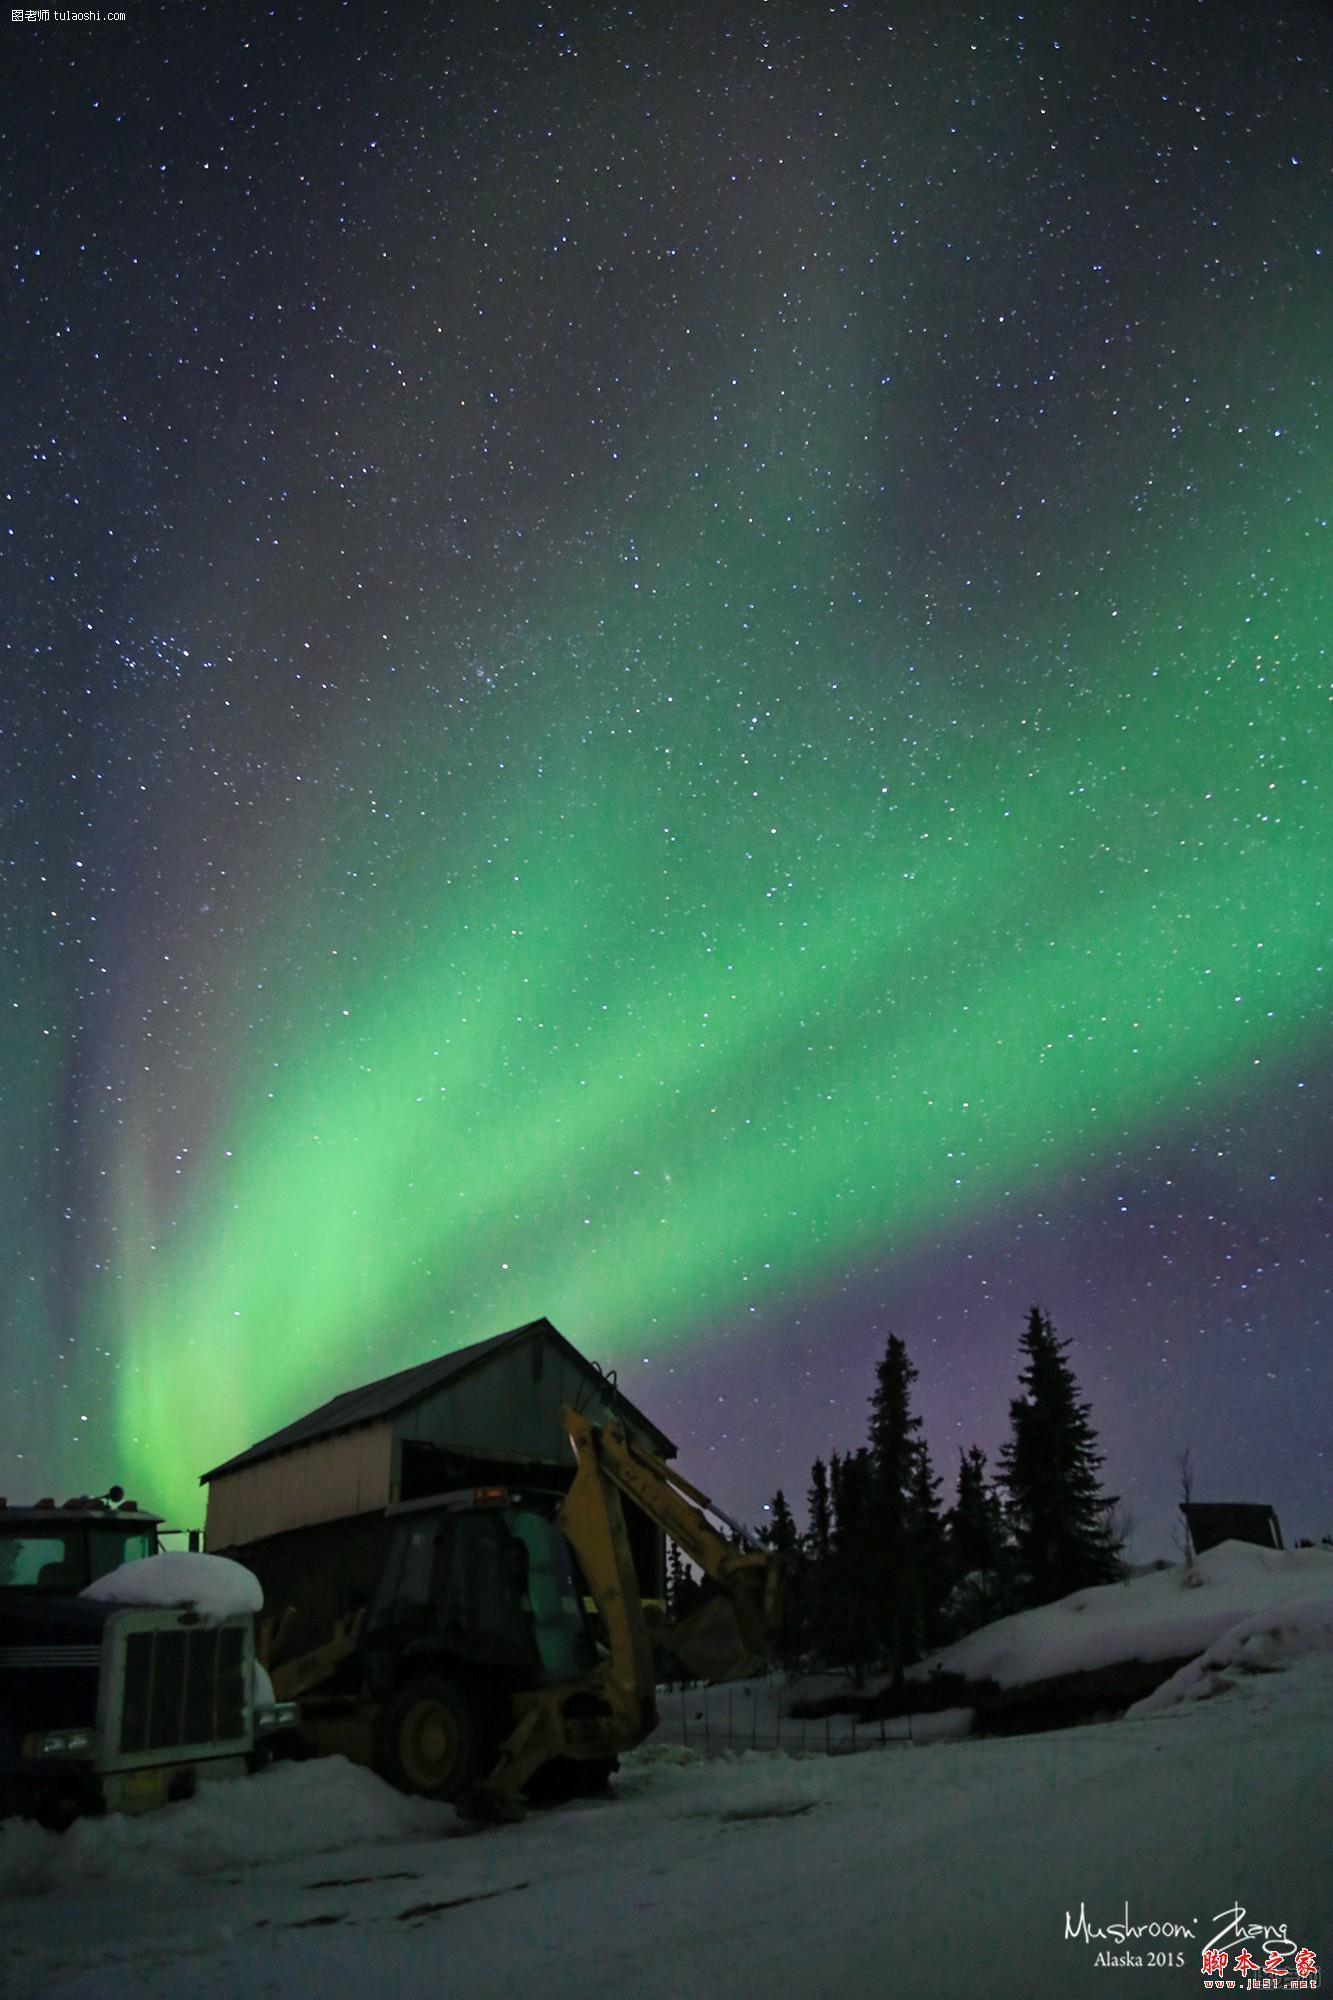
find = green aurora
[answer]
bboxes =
[106,490,1327,1522]
[9,4,1328,1535]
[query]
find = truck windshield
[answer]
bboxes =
[0,1534,75,1589]
[0,1528,155,1590]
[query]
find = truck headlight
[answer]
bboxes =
[254,1702,299,1736]
[24,1727,97,1760]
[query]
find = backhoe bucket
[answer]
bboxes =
[665,1592,765,1683]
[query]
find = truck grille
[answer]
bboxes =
[0,1645,103,1669]
[118,1623,247,1754]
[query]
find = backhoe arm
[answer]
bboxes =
[560,1406,783,1679]
[467,1405,662,1815]
[462,1404,784,1819]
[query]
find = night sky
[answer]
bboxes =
[4,2,1329,1557]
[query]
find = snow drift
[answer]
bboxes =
[0,1756,454,1900]
[1128,1592,1333,1716]
[918,1540,1333,1692]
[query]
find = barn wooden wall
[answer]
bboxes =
[204,1422,393,1548]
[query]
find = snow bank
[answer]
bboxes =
[1127,1594,1333,1716]
[0,1757,454,1900]
[81,1552,263,1622]
[918,1541,1333,1691]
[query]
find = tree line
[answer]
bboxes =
[669,1307,1125,1683]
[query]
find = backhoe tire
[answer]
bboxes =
[378,1676,489,1802]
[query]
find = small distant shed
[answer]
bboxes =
[1182,1502,1284,1556]
[202,1318,675,1615]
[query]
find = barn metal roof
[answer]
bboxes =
[200,1317,675,1482]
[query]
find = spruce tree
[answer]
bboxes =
[908,1441,948,1650]
[665,1542,689,1620]
[765,1488,799,1555]
[666,1541,707,1625]
[828,1446,878,1682]
[868,1335,922,1531]
[806,1459,832,1569]
[943,1445,1012,1634]
[867,1333,930,1681]
[804,1458,833,1662]
[999,1307,1124,1606]
[758,1488,803,1665]
[826,1443,846,1638]
[662,1545,693,1687]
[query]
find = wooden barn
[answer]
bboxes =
[201,1317,676,1659]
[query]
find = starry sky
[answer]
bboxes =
[4,1,1329,1556]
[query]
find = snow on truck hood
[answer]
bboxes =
[80,1552,263,1623]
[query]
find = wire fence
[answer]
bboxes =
[653,1681,933,1757]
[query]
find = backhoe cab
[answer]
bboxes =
[267,1406,783,1820]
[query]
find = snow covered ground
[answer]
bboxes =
[4,1657,1328,1998]
[3,1550,1329,1999]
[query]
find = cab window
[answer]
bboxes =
[505,1512,598,1683]
[0,1533,77,1588]
[87,1530,154,1580]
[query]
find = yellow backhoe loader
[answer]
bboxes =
[262,1406,783,1819]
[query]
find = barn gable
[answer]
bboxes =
[201,1317,674,1552]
